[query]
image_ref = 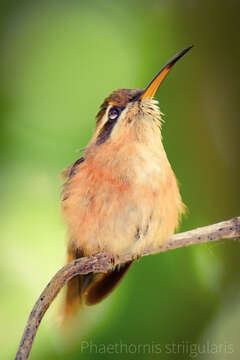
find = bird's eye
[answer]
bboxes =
[108,107,120,120]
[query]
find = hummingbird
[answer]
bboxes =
[61,46,192,320]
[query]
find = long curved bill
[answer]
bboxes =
[141,45,193,100]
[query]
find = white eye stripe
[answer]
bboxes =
[96,106,122,145]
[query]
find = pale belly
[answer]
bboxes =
[62,153,184,259]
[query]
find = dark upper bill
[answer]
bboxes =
[141,45,193,100]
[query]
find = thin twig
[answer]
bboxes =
[15,216,240,360]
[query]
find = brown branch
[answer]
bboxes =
[15,216,240,360]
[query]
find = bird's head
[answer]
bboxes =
[90,46,193,149]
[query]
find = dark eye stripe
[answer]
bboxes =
[96,106,124,145]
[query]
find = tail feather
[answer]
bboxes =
[84,261,133,305]
[64,243,133,321]
[63,244,84,322]
[64,275,83,319]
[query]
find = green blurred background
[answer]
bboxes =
[1,1,240,359]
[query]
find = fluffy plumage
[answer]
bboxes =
[61,89,185,320]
